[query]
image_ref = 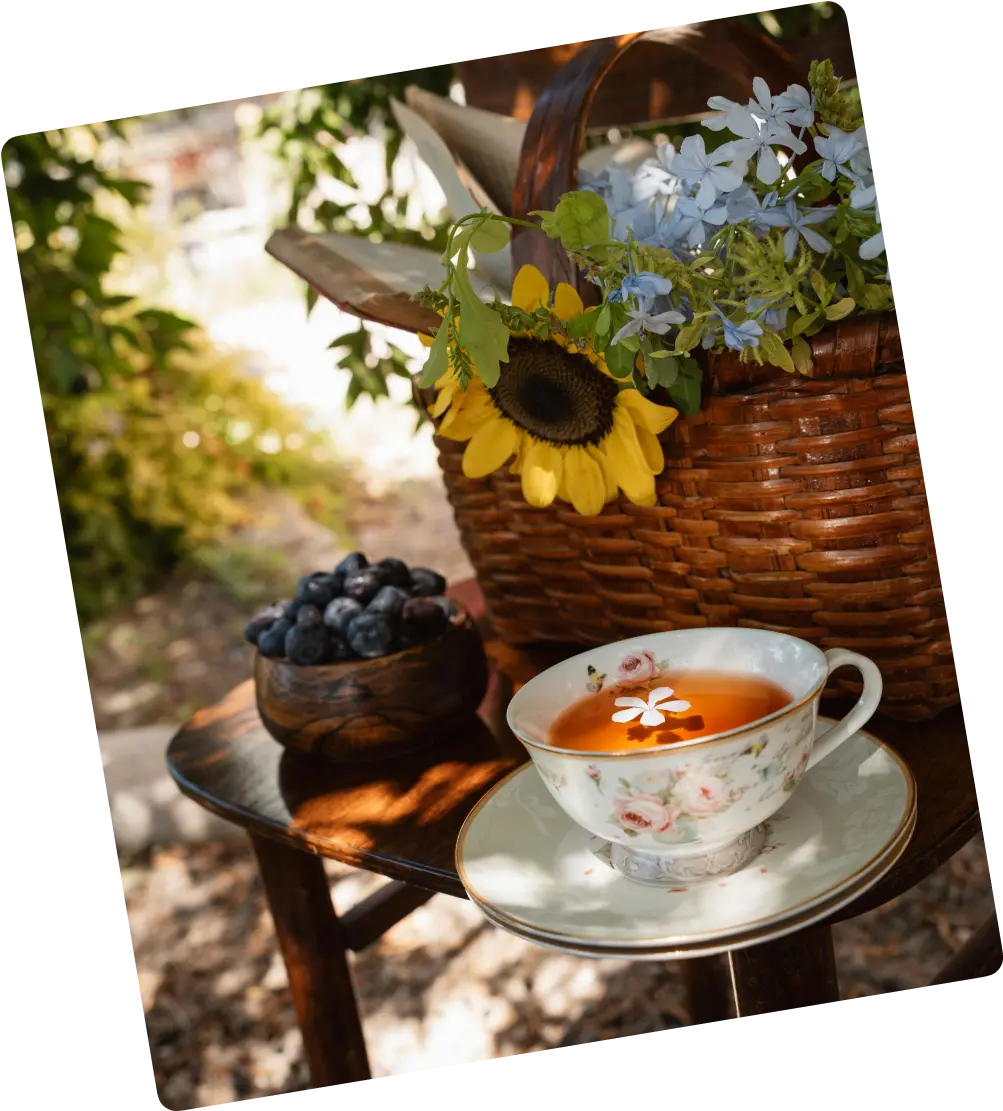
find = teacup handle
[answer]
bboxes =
[807,649,884,771]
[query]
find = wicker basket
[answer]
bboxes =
[430,29,957,723]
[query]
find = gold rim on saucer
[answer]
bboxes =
[455,718,917,949]
[468,808,917,960]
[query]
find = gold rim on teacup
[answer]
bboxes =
[507,629,845,759]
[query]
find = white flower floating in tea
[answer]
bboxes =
[612,687,692,727]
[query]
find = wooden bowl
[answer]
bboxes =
[253,606,490,763]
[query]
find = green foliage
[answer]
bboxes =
[259,66,455,409]
[5,128,346,622]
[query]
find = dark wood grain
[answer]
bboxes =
[931,913,1001,986]
[682,954,735,1023]
[728,923,840,1015]
[168,631,979,922]
[458,18,854,124]
[340,881,438,952]
[250,833,371,1087]
[254,609,489,763]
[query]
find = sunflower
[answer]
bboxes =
[421,264,680,516]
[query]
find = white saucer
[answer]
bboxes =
[456,719,916,957]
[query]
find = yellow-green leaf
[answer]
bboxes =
[824,297,856,321]
[674,321,704,353]
[791,335,814,377]
[470,218,510,254]
[810,270,831,306]
[417,325,449,388]
[792,310,820,336]
[759,331,795,374]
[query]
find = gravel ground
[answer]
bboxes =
[125,833,995,1110]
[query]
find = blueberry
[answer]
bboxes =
[244,603,284,644]
[346,611,396,658]
[329,570,346,597]
[409,567,447,597]
[428,595,458,619]
[335,551,369,576]
[257,618,293,658]
[285,622,330,666]
[296,603,323,626]
[297,575,336,609]
[402,596,449,640]
[343,567,383,605]
[327,633,356,662]
[282,598,303,621]
[374,557,411,588]
[368,585,409,618]
[323,596,363,634]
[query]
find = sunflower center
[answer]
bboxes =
[489,338,618,446]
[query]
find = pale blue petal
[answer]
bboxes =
[800,227,831,253]
[783,227,798,260]
[859,230,885,260]
[756,146,782,184]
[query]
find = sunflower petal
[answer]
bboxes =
[563,446,606,516]
[462,417,519,478]
[521,440,563,507]
[587,445,618,502]
[601,409,658,504]
[511,264,550,313]
[616,389,680,435]
[554,281,585,322]
[430,383,458,418]
[635,425,666,476]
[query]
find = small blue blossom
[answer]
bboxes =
[670,134,749,206]
[725,186,778,234]
[619,272,674,303]
[712,304,763,350]
[666,193,728,249]
[611,306,686,345]
[759,199,836,260]
[814,126,867,182]
[746,295,791,332]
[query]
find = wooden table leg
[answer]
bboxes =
[682,955,734,1023]
[250,833,371,1088]
[728,924,840,1016]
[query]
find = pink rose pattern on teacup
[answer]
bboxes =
[673,773,730,815]
[612,794,681,834]
[618,650,659,683]
[592,707,816,841]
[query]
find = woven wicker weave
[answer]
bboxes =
[430,27,956,722]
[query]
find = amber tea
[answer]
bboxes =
[548,670,793,752]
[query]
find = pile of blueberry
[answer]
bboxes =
[244,552,457,666]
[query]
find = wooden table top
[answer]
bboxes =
[167,592,980,925]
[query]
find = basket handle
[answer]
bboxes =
[511,21,804,296]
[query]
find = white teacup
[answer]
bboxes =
[506,627,883,887]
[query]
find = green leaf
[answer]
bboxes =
[417,324,449,388]
[454,264,509,388]
[844,256,866,300]
[596,304,611,338]
[604,341,636,379]
[759,331,796,374]
[470,217,510,254]
[810,270,831,306]
[791,335,814,377]
[667,357,702,417]
[551,191,610,251]
[824,297,856,321]
[792,311,820,336]
[644,351,678,390]
[674,320,704,353]
[565,307,600,339]
[531,209,559,238]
